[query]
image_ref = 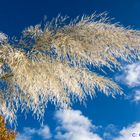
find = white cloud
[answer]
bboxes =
[55,109,102,140]
[133,90,140,103]
[38,125,52,139]
[116,63,140,87]
[113,122,140,140]
[121,63,140,87]
[115,62,140,103]
[103,124,119,140]
[16,125,52,140]
[16,134,30,140]
[16,109,140,140]
[16,110,102,140]
[125,63,140,86]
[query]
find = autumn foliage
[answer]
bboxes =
[0,116,16,140]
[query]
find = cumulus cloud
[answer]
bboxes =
[125,63,140,87]
[113,122,140,140]
[55,109,102,140]
[16,125,52,140]
[115,62,140,103]
[16,110,102,140]
[16,109,140,140]
[38,125,52,139]
[125,63,140,103]
[116,63,140,87]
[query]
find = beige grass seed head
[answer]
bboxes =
[0,13,140,125]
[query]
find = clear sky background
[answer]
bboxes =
[1,0,140,140]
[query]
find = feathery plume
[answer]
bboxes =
[0,13,139,125]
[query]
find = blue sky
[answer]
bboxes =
[1,0,140,140]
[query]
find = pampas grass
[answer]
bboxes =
[0,13,140,125]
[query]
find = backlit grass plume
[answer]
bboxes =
[0,13,140,125]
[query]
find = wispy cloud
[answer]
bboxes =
[133,90,140,103]
[16,134,30,140]
[113,122,140,140]
[102,122,140,140]
[16,125,52,140]
[103,124,120,140]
